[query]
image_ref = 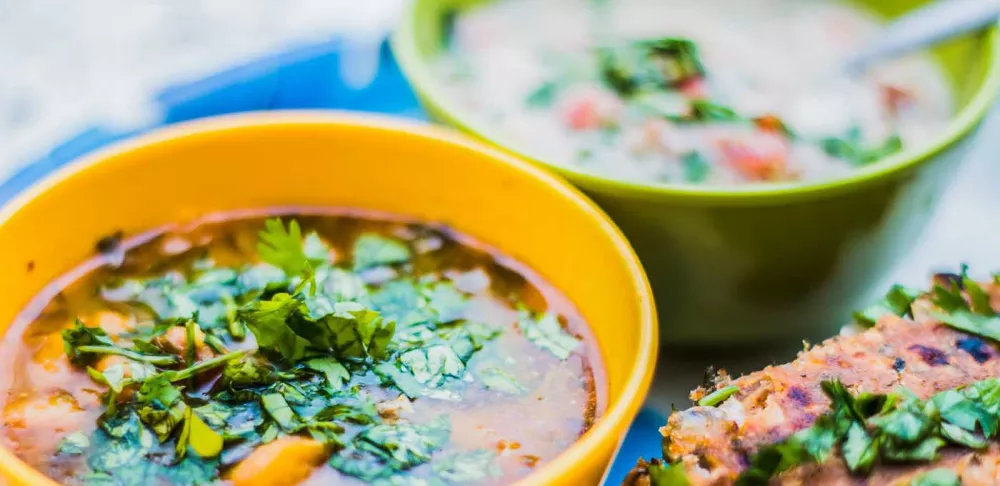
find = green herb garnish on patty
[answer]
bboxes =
[735,377,1000,484]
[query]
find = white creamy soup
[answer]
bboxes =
[434,0,954,185]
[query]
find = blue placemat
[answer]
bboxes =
[0,37,664,484]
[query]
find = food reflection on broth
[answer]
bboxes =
[434,0,953,185]
[0,210,603,485]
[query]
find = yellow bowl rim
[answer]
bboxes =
[0,111,659,486]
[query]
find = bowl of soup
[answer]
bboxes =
[393,0,1000,345]
[0,112,657,485]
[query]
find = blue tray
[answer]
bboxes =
[0,38,664,484]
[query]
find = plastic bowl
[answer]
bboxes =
[0,112,657,486]
[392,0,1000,346]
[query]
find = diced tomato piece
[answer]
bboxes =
[754,114,785,133]
[565,100,600,130]
[880,85,914,115]
[716,133,789,181]
[677,78,707,99]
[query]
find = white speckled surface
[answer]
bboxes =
[0,0,403,175]
[1,0,998,417]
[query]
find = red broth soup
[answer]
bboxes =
[0,210,604,485]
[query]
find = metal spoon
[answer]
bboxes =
[845,0,1000,75]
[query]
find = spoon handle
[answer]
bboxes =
[847,0,1000,73]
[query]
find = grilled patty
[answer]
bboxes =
[626,282,1000,485]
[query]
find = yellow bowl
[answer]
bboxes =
[0,112,657,486]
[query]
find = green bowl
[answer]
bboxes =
[392,0,1000,346]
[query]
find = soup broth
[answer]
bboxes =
[0,210,603,485]
[435,0,953,185]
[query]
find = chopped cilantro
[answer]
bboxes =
[58,432,91,455]
[398,345,466,386]
[526,80,560,108]
[688,100,740,123]
[261,392,300,433]
[737,378,1000,484]
[681,152,711,183]
[432,449,499,482]
[519,311,580,360]
[73,345,178,366]
[911,469,961,486]
[44,216,566,484]
[425,282,469,323]
[598,38,704,96]
[697,385,738,407]
[331,416,451,481]
[375,362,426,399]
[478,367,527,395]
[930,269,1000,342]
[820,131,903,167]
[353,233,412,271]
[305,357,350,390]
[648,460,692,486]
[257,218,313,276]
[62,319,116,365]
[854,284,922,327]
[239,293,311,362]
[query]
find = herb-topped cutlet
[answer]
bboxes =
[626,269,1000,485]
[0,212,601,485]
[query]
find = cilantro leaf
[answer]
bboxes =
[425,282,469,323]
[220,355,284,388]
[374,363,426,399]
[86,419,219,486]
[432,449,499,483]
[681,152,711,184]
[598,38,704,96]
[519,311,580,360]
[821,132,902,167]
[526,80,559,108]
[854,284,921,326]
[258,218,311,276]
[295,301,396,361]
[353,233,412,271]
[135,376,186,442]
[842,422,878,473]
[398,345,466,387]
[239,293,311,363]
[58,431,91,455]
[929,273,1000,342]
[697,385,738,407]
[261,392,301,433]
[330,416,450,481]
[648,460,692,486]
[688,100,740,123]
[931,310,1000,342]
[314,266,369,303]
[87,366,130,394]
[477,367,526,395]
[305,357,350,390]
[62,319,116,365]
[370,280,427,327]
[911,468,961,486]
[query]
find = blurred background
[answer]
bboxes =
[2,0,1000,434]
[0,0,403,172]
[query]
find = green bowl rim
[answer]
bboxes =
[391,0,1000,205]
